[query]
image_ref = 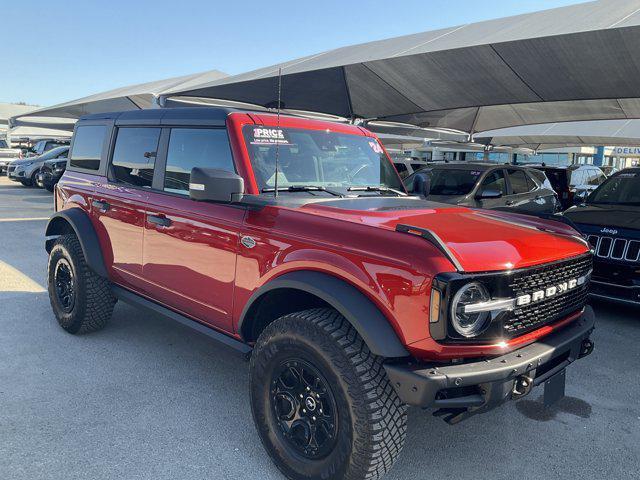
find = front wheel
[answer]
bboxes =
[250,308,407,480]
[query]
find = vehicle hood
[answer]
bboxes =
[564,203,640,230]
[299,197,588,272]
[11,157,43,166]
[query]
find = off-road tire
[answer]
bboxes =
[250,308,407,480]
[47,234,116,334]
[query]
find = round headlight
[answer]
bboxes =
[450,282,491,338]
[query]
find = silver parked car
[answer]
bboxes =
[7,146,69,187]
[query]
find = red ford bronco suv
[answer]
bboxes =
[45,108,595,480]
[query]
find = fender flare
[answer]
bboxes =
[45,208,108,278]
[239,271,410,358]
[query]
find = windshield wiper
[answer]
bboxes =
[347,186,407,196]
[261,186,344,197]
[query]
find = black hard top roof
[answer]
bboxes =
[615,167,640,175]
[78,107,242,127]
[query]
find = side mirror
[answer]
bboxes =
[189,168,244,203]
[476,189,502,199]
[411,173,431,197]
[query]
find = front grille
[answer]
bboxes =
[7,165,16,175]
[504,255,592,335]
[587,235,640,262]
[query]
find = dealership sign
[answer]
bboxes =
[612,146,640,157]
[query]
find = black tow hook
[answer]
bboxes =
[579,338,594,358]
[511,375,534,400]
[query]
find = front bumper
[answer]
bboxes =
[7,167,25,181]
[385,306,595,423]
[591,279,640,305]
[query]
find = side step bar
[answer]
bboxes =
[112,286,252,356]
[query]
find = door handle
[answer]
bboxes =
[92,200,110,212]
[148,214,172,228]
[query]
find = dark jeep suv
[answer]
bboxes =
[45,108,595,480]
[565,168,640,304]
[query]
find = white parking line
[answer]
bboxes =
[0,217,49,222]
[0,260,46,293]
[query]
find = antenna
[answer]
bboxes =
[274,68,283,198]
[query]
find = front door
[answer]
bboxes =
[141,127,244,332]
[476,169,508,210]
[93,126,161,290]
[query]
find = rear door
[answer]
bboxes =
[142,127,244,332]
[524,169,556,213]
[92,126,161,290]
[504,168,539,212]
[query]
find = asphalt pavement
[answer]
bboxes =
[0,176,638,480]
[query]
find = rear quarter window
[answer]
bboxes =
[69,125,108,170]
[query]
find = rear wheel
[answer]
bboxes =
[250,308,407,480]
[47,234,116,334]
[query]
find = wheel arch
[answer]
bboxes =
[45,209,108,278]
[238,271,410,358]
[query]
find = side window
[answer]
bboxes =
[394,163,409,179]
[164,128,235,195]
[588,169,605,186]
[570,169,585,186]
[481,169,507,195]
[111,127,161,188]
[507,169,531,194]
[525,171,540,189]
[69,125,107,170]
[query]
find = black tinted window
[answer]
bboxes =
[70,125,107,170]
[507,169,531,194]
[481,169,507,195]
[164,128,235,194]
[427,168,482,196]
[111,128,160,188]
[394,163,409,179]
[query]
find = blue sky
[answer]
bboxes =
[3,0,584,106]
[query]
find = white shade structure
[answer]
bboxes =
[10,70,228,131]
[475,119,640,151]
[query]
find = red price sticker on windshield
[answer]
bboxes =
[369,141,383,154]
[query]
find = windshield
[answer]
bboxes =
[588,172,640,206]
[242,126,403,192]
[409,168,483,196]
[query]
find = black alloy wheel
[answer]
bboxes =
[271,358,338,460]
[54,258,75,313]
